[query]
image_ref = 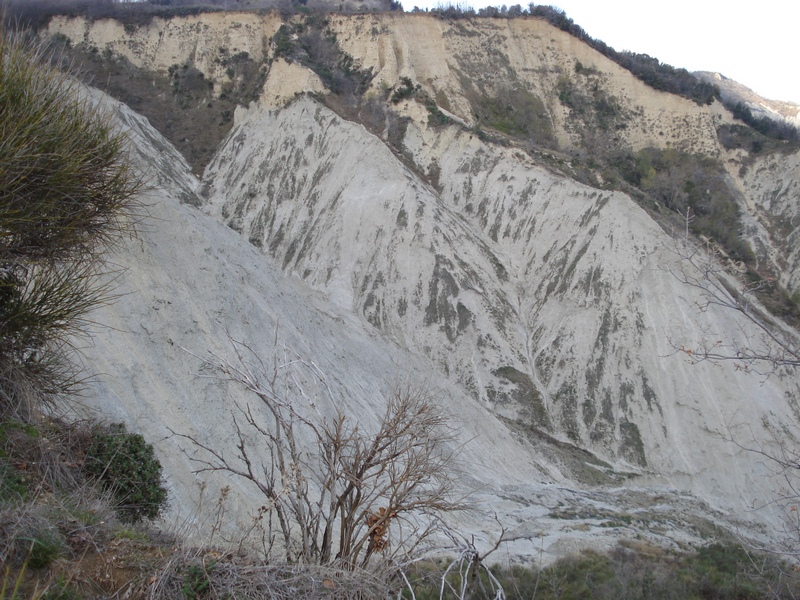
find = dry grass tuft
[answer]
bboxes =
[143,551,397,599]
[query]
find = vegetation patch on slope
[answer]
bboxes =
[404,541,800,599]
[272,14,374,98]
[616,147,754,263]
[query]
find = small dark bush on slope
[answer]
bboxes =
[83,423,168,522]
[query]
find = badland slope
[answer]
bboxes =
[47,11,800,560]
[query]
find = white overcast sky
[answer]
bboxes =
[406,0,800,104]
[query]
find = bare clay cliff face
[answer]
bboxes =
[51,12,800,560]
[202,94,799,507]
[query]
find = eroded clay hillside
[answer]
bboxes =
[46,11,800,559]
[49,12,727,153]
[48,11,800,287]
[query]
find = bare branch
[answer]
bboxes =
[174,337,465,570]
[664,240,800,375]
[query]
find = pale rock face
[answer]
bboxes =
[326,14,732,155]
[737,151,800,291]
[55,13,800,562]
[49,13,280,92]
[81,89,538,541]
[81,87,797,564]
[256,58,326,110]
[201,95,800,529]
[75,90,639,562]
[50,13,731,155]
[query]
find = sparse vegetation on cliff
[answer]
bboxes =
[429,3,720,107]
[727,100,800,144]
[2,0,223,31]
[2,0,397,32]
[44,30,269,174]
[616,147,754,263]
[272,15,374,98]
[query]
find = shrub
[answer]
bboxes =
[727,101,800,144]
[2,522,65,570]
[0,30,141,419]
[391,76,417,103]
[176,343,462,569]
[181,562,215,599]
[83,423,167,522]
[618,147,754,264]
[404,542,799,599]
[0,461,28,504]
[469,85,554,146]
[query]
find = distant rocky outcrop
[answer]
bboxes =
[696,70,800,129]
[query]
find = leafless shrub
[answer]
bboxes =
[665,240,800,375]
[432,530,508,600]
[723,423,800,567]
[667,239,800,584]
[173,337,465,571]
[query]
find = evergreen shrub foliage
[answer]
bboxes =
[83,423,167,522]
[0,30,141,418]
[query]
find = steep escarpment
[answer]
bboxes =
[738,150,800,292]
[82,88,768,563]
[49,12,732,156]
[203,94,800,502]
[326,14,730,155]
[48,11,800,287]
[49,12,278,79]
[43,11,800,560]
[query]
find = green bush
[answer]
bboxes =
[403,542,798,599]
[0,30,141,419]
[618,147,754,264]
[0,461,28,503]
[83,423,167,522]
[40,577,81,600]
[391,77,418,104]
[182,562,216,599]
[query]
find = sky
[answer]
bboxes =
[407,0,800,105]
